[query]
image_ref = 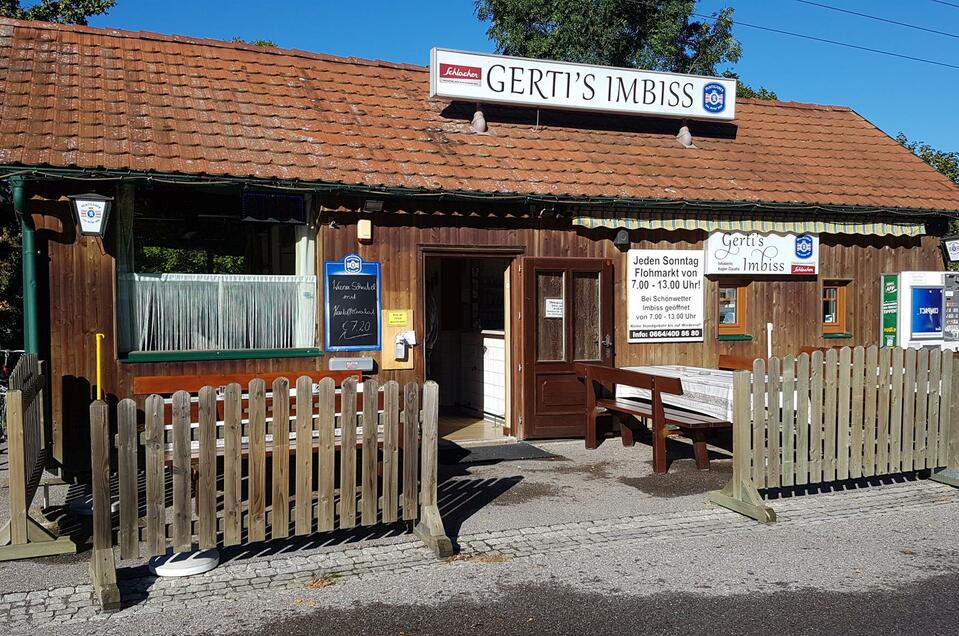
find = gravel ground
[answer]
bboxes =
[3,437,959,634]
[20,486,959,636]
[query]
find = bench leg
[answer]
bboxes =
[652,419,668,474]
[690,430,710,470]
[619,415,635,447]
[585,408,599,450]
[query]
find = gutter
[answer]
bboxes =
[11,176,38,353]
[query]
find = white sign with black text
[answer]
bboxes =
[627,249,705,342]
[429,48,737,121]
[705,232,819,276]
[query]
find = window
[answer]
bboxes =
[116,189,317,355]
[718,284,748,336]
[822,281,848,334]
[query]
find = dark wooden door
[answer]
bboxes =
[521,257,614,438]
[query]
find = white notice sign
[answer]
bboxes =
[430,48,737,121]
[705,232,819,276]
[544,297,564,319]
[627,250,705,342]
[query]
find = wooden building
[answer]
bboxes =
[2,19,959,473]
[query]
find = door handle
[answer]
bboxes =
[601,334,613,348]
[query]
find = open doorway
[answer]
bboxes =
[424,255,512,443]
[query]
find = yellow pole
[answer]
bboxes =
[95,333,105,400]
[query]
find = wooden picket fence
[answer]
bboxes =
[0,354,75,560]
[89,377,451,610]
[709,346,959,522]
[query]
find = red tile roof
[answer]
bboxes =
[1,17,958,213]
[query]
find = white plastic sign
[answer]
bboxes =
[627,249,705,342]
[705,232,819,276]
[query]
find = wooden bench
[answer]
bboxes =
[575,363,732,474]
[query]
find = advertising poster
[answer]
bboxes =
[944,273,959,343]
[627,249,704,342]
[911,286,943,339]
[880,274,899,347]
[705,232,819,276]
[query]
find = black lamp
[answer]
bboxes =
[613,228,631,251]
[69,193,113,237]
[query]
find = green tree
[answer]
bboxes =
[722,70,777,100]
[0,0,115,24]
[475,0,741,75]
[231,37,278,47]
[898,133,959,268]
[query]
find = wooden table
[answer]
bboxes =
[616,366,736,421]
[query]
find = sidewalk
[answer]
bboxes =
[2,439,958,633]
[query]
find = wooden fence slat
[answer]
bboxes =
[294,376,314,535]
[403,382,420,520]
[810,350,824,484]
[144,394,166,556]
[766,356,782,488]
[271,377,291,540]
[795,353,810,486]
[317,377,336,532]
[948,357,959,470]
[248,379,267,543]
[6,391,26,544]
[849,346,865,479]
[382,381,400,524]
[117,399,139,559]
[172,390,193,553]
[751,358,767,489]
[361,379,380,526]
[938,352,954,468]
[889,348,905,472]
[835,347,852,481]
[419,380,439,513]
[823,348,838,482]
[927,348,942,470]
[901,348,917,471]
[89,400,119,610]
[340,377,358,529]
[914,348,930,469]
[223,383,243,547]
[197,386,217,550]
[877,347,892,474]
[862,346,879,477]
[781,355,796,487]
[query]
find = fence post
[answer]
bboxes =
[708,370,777,523]
[931,355,959,488]
[413,381,453,557]
[89,400,120,611]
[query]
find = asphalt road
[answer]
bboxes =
[247,573,959,636]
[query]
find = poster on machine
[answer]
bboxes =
[627,249,705,342]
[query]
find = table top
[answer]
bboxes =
[616,365,736,421]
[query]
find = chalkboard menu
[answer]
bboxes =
[324,254,381,351]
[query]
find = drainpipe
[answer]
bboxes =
[12,176,39,354]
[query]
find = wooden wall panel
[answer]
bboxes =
[32,192,944,465]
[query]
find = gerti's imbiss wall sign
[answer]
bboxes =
[429,48,737,121]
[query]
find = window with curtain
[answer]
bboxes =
[116,188,317,354]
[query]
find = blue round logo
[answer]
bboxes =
[703,82,726,113]
[795,235,814,259]
[344,254,363,273]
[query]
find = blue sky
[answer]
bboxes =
[86,1,959,152]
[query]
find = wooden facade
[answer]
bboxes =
[27,187,945,471]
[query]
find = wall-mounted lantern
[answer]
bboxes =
[941,234,959,266]
[613,228,631,252]
[69,193,113,237]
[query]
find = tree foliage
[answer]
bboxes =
[722,70,777,100]
[230,36,278,48]
[0,0,115,24]
[897,133,959,186]
[475,0,741,75]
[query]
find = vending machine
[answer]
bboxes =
[880,271,959,351]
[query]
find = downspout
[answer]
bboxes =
[11,176,39,354]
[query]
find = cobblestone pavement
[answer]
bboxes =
[1,478,956,633]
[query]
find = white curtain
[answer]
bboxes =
[118,273,316,352]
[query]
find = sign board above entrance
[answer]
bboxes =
[705,232,819,276]
[429,48,737,121]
